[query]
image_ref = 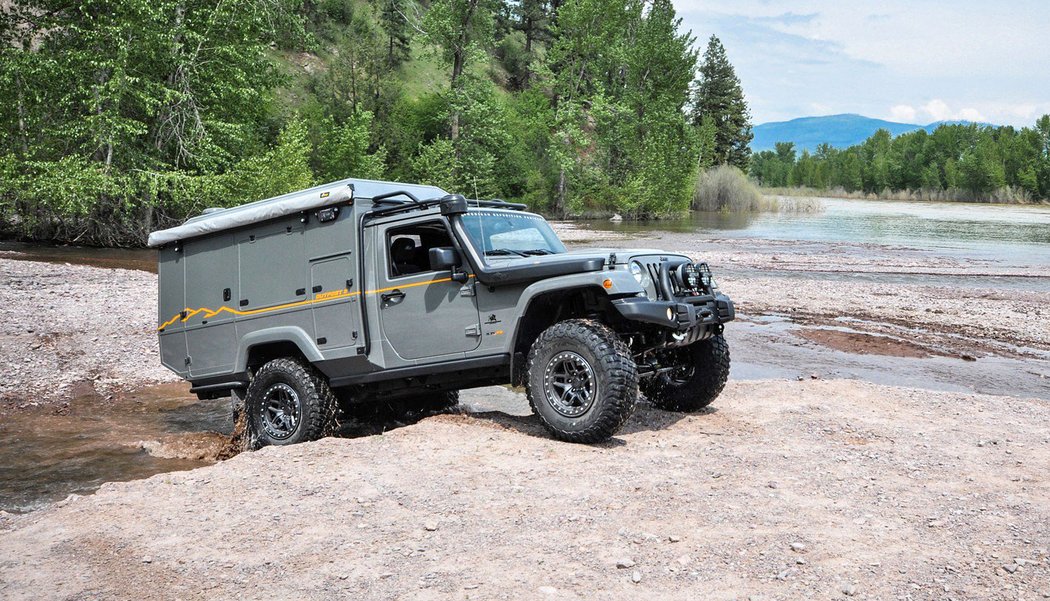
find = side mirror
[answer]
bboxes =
[429,247,469,283]
[429,246,460,270]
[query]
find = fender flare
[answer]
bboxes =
[234,326,324,373]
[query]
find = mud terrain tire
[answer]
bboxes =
[642,334,730,412]
[526,319,637,443]
[245,357,337,448]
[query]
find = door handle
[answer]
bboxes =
[381,289,405,302]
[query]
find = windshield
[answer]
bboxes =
[459,210,567,261]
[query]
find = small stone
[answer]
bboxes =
[676,555,692,566]
[790,542,806,553]
[538,586,558,595]
[142,556,153,564]
[1003,563,1018,574]
[339,574,349,580]
[810,373,819,379]
[842,583,857,596]
[668,535,681,543]
[423,520,439,532]
[616,558,636,569]
[631,571,642,584]
[379,573,393,579]
[767,481,779,489]
[796,558,806,565]
[776,568,796,581]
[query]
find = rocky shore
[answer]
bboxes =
[2,380,1048,599]
[0,258,176,410]
[1,229,1049,599]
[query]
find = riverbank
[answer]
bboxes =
[2,379,1048,600]
[760,185,1050,205]
[0,258,176,411]
[2,228,1050,598]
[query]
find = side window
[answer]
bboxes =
[387,221,454,278]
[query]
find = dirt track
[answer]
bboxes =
[2,380,1049,600]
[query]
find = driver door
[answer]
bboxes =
[375,219,481,360]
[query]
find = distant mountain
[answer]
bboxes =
[751,114,988,153]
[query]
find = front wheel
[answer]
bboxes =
[641,334,730,412]
[525,319,638,443]
[245,357,337,448]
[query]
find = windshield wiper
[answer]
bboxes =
[485,248,528,257]
[521,249,556,255]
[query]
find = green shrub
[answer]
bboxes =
[693,165,773,212]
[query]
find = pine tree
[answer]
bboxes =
[691,35,753,170]
[380,0,412,68]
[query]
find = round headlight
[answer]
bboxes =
[629,261,644,283]
[629,261,656,299]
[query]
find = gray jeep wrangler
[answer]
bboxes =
[149,178,734,446]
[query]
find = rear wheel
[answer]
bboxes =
[525,319,638,443]
[245,358,337,448]
[642,334,730,412]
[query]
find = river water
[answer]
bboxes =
[583,198,1050,269]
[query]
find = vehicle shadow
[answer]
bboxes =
[447,398,719,446]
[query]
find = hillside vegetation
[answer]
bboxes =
[0,0,754,246]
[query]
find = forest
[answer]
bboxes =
[751,119,1050,203]
[0,0,753,246]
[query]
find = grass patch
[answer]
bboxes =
[693,165,775,212]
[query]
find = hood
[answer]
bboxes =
[565,248,692,265]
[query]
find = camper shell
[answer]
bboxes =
[149,177,735,445]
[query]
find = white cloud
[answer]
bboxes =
[911,100,987,123]
[923,99,952,122]
[957,108,985,123]
[889,104,917,122]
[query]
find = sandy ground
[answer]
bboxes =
[0,258,176,409]
[2,381,1049,600]
[1,228,1049,599]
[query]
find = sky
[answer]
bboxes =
[671,0,1050,127]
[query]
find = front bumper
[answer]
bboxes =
[611,293,735,331]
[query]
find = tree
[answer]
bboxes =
[423,0,497,140]
[379,0,413,68]
[691,36,752,170]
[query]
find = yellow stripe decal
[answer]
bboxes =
[158,275,470,331]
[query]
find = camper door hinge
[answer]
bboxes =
[459,283,476,297]
[464,324,482,337]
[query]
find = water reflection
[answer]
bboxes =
[580,198,1050,266]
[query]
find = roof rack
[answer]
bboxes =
[366,194,528,220]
